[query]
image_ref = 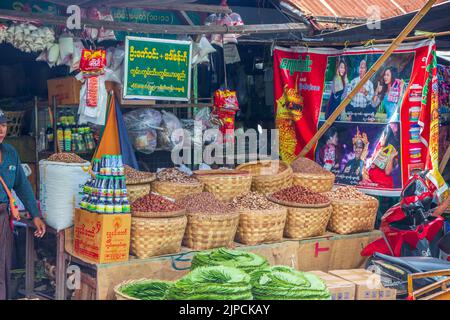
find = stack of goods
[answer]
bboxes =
[152,168,203,201]
[249,266,331,300]
[230,192,287,245]
[165,266,253,300]
[269,185,332,239]
[130,193,187,259]
[193,170,252,202]
[324,186,379,234]
[114,280,172,300]
[236,160,293,194]
[124,165,156,203]
[290,157,335,193]
[191,248,269,273]
[178,192,239,250]
[79,154,130,214]
[56,115,96,153]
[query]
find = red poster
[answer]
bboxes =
[274,40,444,196]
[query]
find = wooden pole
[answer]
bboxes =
[297,0,437,158]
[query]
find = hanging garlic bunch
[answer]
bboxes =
[5,23,56,53]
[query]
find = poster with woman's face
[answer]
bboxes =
[315,121,402,190]
[319,53,415,124]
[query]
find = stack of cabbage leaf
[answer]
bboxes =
[191,248,269,273]
[118,280,172,300]
[165,266,253,300]
[250,266,331,300]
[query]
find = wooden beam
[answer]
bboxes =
[101,2,232,14]
[0,9,307,34]
[297,0,438,158]
[312,15,367,25]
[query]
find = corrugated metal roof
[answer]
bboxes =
[285,0,448,19]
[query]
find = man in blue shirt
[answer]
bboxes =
[0,109,46,300]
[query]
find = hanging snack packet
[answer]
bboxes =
[80,49,107,77]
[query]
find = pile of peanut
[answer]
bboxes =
[178,192,232,215]
[157,168,199,184]
[230,192,280,211]
[132,193,181,213]
[271,185,330,205]
[290,157,329,174]
[124,165,155,182]
[325,186,373,201]
[47,153,86,163]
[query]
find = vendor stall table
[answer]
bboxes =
[63,229,381,300]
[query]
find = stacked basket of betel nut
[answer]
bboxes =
[152,168,204,201]
[124,165,156,203]
[268,185,332,239]
[130,193,187,259]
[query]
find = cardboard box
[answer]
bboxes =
[329,269,397,300]
[73,208,131,264]
[47,77,82,105]
[309,270,356,300]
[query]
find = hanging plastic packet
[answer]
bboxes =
[80,49,107,77]
[212,89,240,144]
[86,76,99,107]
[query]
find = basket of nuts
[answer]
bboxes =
[152,168,203,201]
[236,160,293,194]
[125,165,156,203]
[130,194,187,259]
[178,192,239,250]
[230,192,287,245]
[193,170,252,202]
[324,186,379,234]
[268,185,332,239]
[290,157,335,193]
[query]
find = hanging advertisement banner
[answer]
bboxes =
[124,36,192,101]
[274,39,446,196]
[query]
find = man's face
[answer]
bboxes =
[354,145,363,158]
[0,123,7,144]
[359,60,367,78]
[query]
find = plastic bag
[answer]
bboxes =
[123,109,162,154]
[128,128,158,154]
[123,109,162,131]
[157,111,183,151]
[70,39,84,73]
[78,75,108,126]
[58,34,74,65]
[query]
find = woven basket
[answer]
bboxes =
[183,212,240,250]
[132,208,186,219]
[193,170,252,202]
[282,203,332,239]
[127,183,152,203]
[327,197,379,234]
[236,160,293,194]
[5,110,25,137]
[131,215,187,259]
[292,171,335,193]
[235,207,287,245]
[114,279,170,300]
[152,180,204,201]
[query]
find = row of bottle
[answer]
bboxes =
[92,156,124,177]
[56,123,96,152]
[80,194,130,214]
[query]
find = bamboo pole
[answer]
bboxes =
[297,0,438,158]
[238,30,450,46]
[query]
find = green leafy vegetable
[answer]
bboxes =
[165,266,253,300]
[119,281,173,300]
[191,248,269,273]
[250,266,331,300]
